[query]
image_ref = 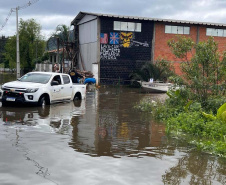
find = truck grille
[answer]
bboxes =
[2,86,27,93]
[3,91,24,98]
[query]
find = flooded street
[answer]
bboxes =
[0,83,225,184]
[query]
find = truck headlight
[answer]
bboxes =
[26,88,39,93]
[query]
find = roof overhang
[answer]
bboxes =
[71,11,226,27]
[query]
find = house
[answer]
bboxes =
[45,31,75,73]
[71,12,226,85]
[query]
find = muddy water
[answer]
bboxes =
[0,86,225,185]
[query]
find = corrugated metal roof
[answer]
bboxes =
[71,11,226,27]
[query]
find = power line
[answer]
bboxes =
[0,9,14,32]
[18,0,39,10]
[0,0,40,33]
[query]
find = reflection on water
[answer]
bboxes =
[0,86,225,185]
[162,147,226,184]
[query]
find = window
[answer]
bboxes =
[218,29,223,37]
[121,22,127,31]
[165,25,171,33]
[165,25,190,34]
[171,26,177,34]
[135,23,141,32]
[114,21,142,32]
[114,21,120,31]
[177,26,183,34]
[184,27,190,34]
[52,75,61,85]
[206,28,226,37]
[206,28,212,36]
[19,73,51,84]
[128,22,135,31]
[213,29,218,36]
[63,75,70,84]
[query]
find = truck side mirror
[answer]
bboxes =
[51,80,59,86]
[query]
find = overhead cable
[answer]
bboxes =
[0,0,40,33]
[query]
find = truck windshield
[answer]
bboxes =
[19,73,52,84]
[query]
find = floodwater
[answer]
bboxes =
[0,76,226,184]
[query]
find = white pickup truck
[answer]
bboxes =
[1,72,86,106]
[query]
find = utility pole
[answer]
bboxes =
[57,37,59,64]
[16,7,20,78]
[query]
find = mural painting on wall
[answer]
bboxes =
[110,32,119,45]
[119,32,149,48]
[100,44,120,60]
[120,32,133,48]
[100,33,108,44]
[100,32,149,47]
[99,31,149,60]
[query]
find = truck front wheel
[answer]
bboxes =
[38,96,48,106]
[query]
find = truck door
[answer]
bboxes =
[51,75,63,101]
[62,75,72,100]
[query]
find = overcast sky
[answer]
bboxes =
[1,0,226,39]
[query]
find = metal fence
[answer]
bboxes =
[0,68,11,72]
[35,64,53,72]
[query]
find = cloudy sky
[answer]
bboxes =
[1,0,226,39]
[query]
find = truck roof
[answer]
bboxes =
[28,71,69,75]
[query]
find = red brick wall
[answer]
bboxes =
[154,22,226,75]
[199,26,226,54]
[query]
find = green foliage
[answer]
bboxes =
[168,36,194,60]
[134,98,157,112]
[3,36,16,69]
[135,87,226,157]
[165,88,189,108]
[167,111,226,156]
[203,96,226,114]
[168,75,184,85]
[129,58,175,83]
[184,100,193,112]
[201,112,216,120]
[168,36,226,104]
[55,24,70,43]
[201,102,226,123]
[189,102,202,111]
[217,103,226,121]
[4,19,45,72]
[221,111,226,122]
[33,52,49,64]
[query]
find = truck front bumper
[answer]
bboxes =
[1,91,39,105]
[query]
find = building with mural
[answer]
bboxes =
[71,12,226,85]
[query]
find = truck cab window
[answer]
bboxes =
[63,75,70,84]
[52,75,62,85]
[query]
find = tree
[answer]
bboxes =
[55,24,76,67]
[47,24,76,71]
[4,36,16,69]
[4,18,46,72]
[168,36,226,103]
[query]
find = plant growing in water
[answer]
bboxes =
[129,58,176,87]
